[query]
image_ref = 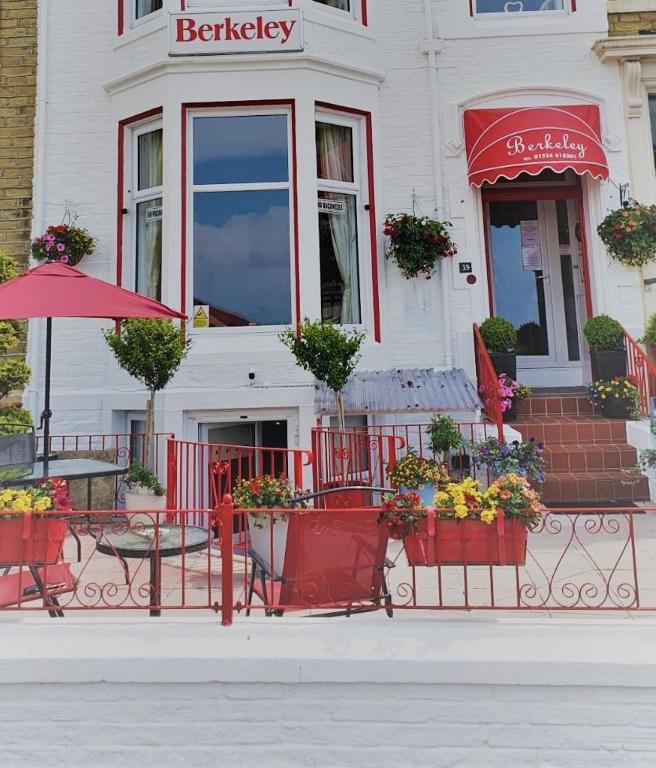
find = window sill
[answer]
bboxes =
[305,6,374,40]
[116,14,167,49]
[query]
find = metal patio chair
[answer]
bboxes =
[245,487,394,618]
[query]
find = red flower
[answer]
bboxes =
[249,481,262,494]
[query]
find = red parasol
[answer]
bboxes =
[0,262,186,474]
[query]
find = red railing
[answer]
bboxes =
[2,501,656,622]
[312,422,498,492]
[624,329,656,416]
[166,437,313,520]
[473,323,504,440]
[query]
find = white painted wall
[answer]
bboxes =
[2,616,656,767]
[28,0,641,443]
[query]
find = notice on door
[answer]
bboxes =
[520,219,543,271]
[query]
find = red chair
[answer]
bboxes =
[246,489,394,618]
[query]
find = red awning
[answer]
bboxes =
[464,105,609,187]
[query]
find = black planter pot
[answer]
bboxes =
[502,401,517,423]
[590,349,626,382]
[489,352,517,380]
[599,397,632,420]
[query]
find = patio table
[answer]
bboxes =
[0,458,127,509]
[94,524,210,616]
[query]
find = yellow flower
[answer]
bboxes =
[454,504,468,519]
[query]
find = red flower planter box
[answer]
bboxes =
[403,512,528,566]
[0,514,68,567]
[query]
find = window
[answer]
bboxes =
[192,113,292,327]
[313,0,351,10]
[650,95,656,171]
[132,125,163,300]
[316,118,362,325]
[474,0,565,13]
[135,0,163,20]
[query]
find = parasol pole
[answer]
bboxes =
[40,317,52,477]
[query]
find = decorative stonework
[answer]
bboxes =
[622,60,643,119]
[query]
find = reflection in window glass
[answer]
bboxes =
[475,0,564,12]
[193,116,289,186]
[313,0,351,10]
[488,200,549,356]
[136,0,163,19]
[193,191,291,326]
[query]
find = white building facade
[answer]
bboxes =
[27,0,644,454]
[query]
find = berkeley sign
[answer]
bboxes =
[169,10,304,56]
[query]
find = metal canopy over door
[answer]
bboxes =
[484,187,588,387]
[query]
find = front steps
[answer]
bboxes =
[514,393,649,505]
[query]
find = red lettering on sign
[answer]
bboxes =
[264,21,280,39]
[176,17,197,42]
[241,22,256,40]
[174,15,298,46]
[197,23,213,42]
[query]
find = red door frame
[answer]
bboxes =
[480,182,593,321]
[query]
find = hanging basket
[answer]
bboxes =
[597,202,656,268]
[0,513,68,566]
[402,510,528,567]
[31,224,95,267]
[384,213,456,279]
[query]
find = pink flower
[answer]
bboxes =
[56,243,65,252]
[59,255,69,264]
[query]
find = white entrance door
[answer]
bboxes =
[486,196,585,388]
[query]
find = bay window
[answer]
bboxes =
[316,118,362,325]
[133,125,163,301]
[314,0,351,9]
[192,113,292,327]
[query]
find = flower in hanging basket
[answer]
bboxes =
[384,213,456,279]
[597,202,656,268]
[233,475,307,528]
[31,223,95,267]
[386,450,449,491]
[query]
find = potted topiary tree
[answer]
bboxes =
[104,319,190,513]
[582,315,626,381]
[426,414,468,473]
[479,316,517,379]
[280,319,364,505]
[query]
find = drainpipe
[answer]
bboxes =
[25,0,49,421]
[421,0,453,369]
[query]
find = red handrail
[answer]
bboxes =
[624,329,656,417]
[473,323,504,441]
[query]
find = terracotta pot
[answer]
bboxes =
[403,515,528,567]
[0,514,68,566]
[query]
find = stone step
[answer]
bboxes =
[512,416,627,445]
[517,393,593,417]
[541,471,650,505]
[543,443,638,474]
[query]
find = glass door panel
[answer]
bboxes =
[488,200,552,358]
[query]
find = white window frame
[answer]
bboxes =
[472,0,570,17]
[131,0,164,28]
[315,109,368,330]
[124,119,163,297]
[311,0,361,24]
[187,107,296,335]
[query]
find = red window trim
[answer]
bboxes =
[181,100,300,324]
[480,181,592,320]
[116,107,164,288]
[315,101,381,343]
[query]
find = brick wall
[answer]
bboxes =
[609,11,656,36]
[0,0,37,269]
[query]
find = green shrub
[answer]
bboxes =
[582,315,624,351]
[643,314,656,346]
[0,359,31,400]
[479,317,517,354]
[426,415,464,456]
[124,463,165,496]
[0,405,33,436]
